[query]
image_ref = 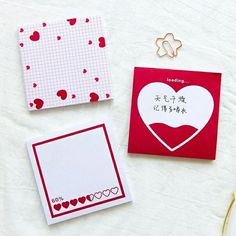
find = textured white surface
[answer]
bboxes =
[0,0,236,235]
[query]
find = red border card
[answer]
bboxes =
[27,122,131,224]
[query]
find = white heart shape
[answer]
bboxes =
[102,189,110,197]
[110,187,119,195]
[138,82,214,151]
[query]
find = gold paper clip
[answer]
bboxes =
[155,33,182,58]
[222,192,236,236]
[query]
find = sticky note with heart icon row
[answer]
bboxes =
[27,120,132,224]
[128,67,221,160]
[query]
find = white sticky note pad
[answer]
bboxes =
[27,121,131,224]
[18,16,112,110]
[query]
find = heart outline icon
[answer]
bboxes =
[138,82,214,152]
[102,189,110,197]
[94,192,102,199]
[110,187,119,195]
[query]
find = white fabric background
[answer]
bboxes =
[0,0,236,235]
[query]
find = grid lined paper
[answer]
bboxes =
[18,17,112,111]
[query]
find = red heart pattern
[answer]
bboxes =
[57,89,67,100]
[30,31,40,41]
[62,201,69,209]
[98,37,106,48]
[78,197,86,204]
[33,98,44,109]
[54,204,61,211]
[52,187,119,212]
[70,199,78,206]
[20,17,112,110]
[90,92,99,102]
[67,18,77,26]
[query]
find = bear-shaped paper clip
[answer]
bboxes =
[155,33,182,58]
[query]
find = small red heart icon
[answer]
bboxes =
[88,40,92,45]
[34,98,44,109]
[29,102,33,107]
[86,194,94,201]
[57,36,61,40]
[26,65,30,70]
[83,69,87,74]
[70,199,78,206]
[106,93,110,98]
[67,18,77,25]
[33,83,37,88]
[62,201,69,209]
[53,203,61,211]
[98,37,106,48]
[57,89,67,100]
[85,18,89,23]
[42,22,46,27]
[19,43,24,47]
[72,94,76,99]
[94,77,99,82]
[89,92,99,102]
[19,28,24,33]
[30,31,40,41]
[78,196,86,204]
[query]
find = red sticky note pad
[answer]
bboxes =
[128,67,222,160]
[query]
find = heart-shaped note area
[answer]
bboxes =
[138,82,214,151]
